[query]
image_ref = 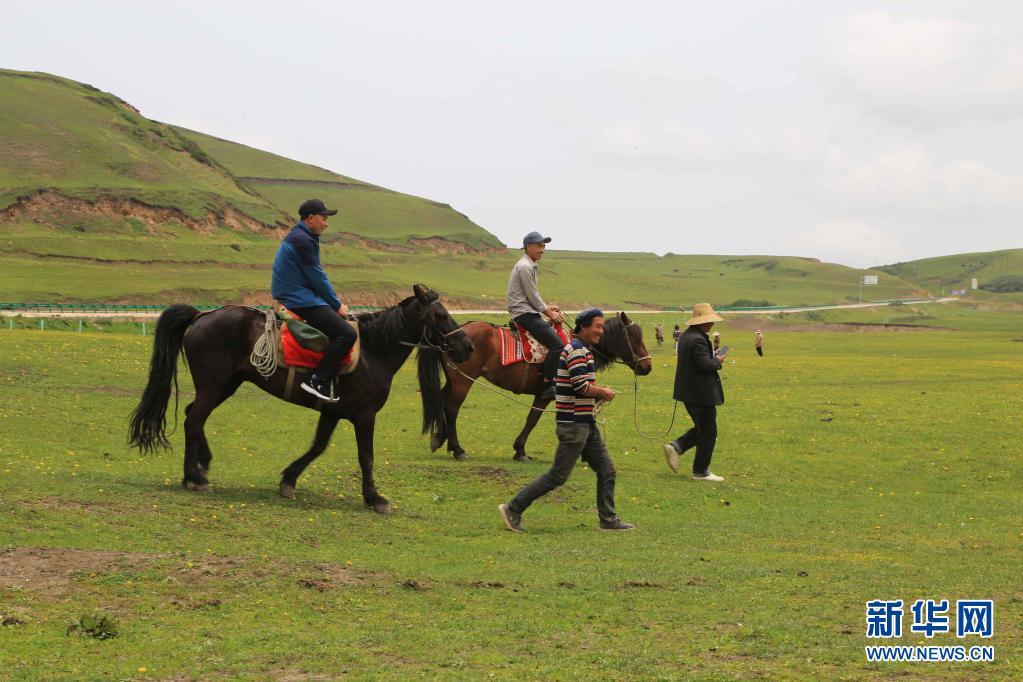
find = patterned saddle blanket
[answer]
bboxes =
[498,321,571,367]
[279,313,360,376]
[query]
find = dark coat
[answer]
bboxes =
[271,222,342,311]
[673,326,724,405]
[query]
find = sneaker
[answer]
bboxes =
[538,383,556,402]
[300,374,339,402]
[692,471,724,482]
[662,443,679,473]
[599,518,635,531]
[498,503,524,532]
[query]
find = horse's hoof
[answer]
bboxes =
[185,481,212,492]
[513,453,534,462]
[452,451,468,461]
[366,499,390,514]
[430,434,444,452]
[279,483,296,499]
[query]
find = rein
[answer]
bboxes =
[590,321,679,440]
[398,300,466,353]
[590,322,651,371]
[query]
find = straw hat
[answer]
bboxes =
[685,303,724,326]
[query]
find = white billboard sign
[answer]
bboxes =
[861,275,878,285]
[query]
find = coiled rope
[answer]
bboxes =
[250,309,279,378]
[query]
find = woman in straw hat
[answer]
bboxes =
[663,303,727,481]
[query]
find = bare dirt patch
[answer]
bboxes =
[333,232,414,253]
[470,466,517,485]
[0,547,156,595]
[0,547,365,596]
[18,497,129,515]
[408,237,484,254]
[1,190,282,234]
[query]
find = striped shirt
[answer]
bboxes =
[555,338,597,423]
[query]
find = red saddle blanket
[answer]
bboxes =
[280,319,357,373]
[499,322,572,367]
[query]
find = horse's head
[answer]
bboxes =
[411,283,475,363]
[596,311,652,375]
[620,312,653,375]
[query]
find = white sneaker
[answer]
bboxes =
[692,472,724,482]
[662,443,679,473]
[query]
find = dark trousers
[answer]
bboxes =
[508,422,617,523]
[513,312,563,382]
[672,403,718,475]
[291,305,358,378]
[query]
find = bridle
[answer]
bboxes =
[591,321,651,372]
[399,299,468,354]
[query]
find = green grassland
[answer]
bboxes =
[0,215,925,307]
[0,318,1020,680]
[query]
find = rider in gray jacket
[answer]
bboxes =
[507,231,564,401]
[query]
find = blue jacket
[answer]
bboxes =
[271,222,342,310]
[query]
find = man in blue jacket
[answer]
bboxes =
[271,199,356,402]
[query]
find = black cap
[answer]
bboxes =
[298,199,338,218]
[575,308,604,328]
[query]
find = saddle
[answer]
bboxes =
[499,321,571,367]
[278,311,361,376]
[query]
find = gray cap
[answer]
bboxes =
[522,231,551,247]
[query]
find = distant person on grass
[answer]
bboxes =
[499,309,634,532]
[506,231,564,401]
[271,199,355,402]
[663,303,727,481]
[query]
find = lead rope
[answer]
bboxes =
[630,374,681,440]
[444,360,551,412]
[250,309,279,378]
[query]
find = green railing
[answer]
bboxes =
[0,302,379,314]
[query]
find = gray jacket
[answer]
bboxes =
[506,254,547,317]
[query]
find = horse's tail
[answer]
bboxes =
[416,347,447,446]
[128,304,201,453]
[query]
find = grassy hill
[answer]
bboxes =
[0,69,502,250]
[173,128,501,251]
[0,70,283,225]
[877,248,1023,296]
[2,68,930,307]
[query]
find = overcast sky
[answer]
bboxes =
[6,1,1023,267]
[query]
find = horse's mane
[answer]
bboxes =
[592,316,637,371]
[355,297,414,354]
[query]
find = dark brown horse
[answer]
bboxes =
[128,284,473,513]
[423,312,652,461]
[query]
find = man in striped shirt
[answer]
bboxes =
[499,309,634,532]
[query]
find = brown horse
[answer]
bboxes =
[422,312,652,461]
[128,284,474,512]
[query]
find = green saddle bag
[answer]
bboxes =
[282,317,330,352]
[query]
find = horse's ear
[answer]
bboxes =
[412,283,436,304]
[619,311,632,326]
